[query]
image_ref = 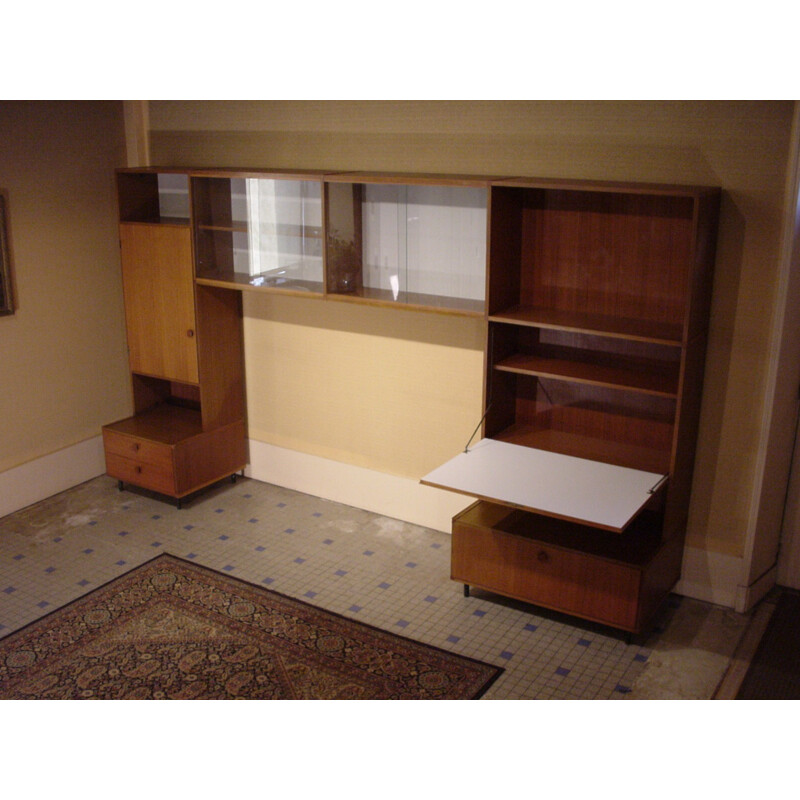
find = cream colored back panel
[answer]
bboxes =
[242,292,485,479]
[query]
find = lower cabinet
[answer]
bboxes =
[102,405,247,505]
[451,501,684,634]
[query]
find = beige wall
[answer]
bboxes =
[0,101,132,473]
[148,100,795,566]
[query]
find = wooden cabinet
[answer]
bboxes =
[103,169,247,506]
[424,177,720,634]
[119,223,198,384]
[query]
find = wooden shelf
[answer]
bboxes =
[488,305,684,345]
[493,348,680,397]
[196,272,324,296]
[327,286,485,317]
[493,424,672,475]
[103,403,203,445]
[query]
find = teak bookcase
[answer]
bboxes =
[423,177,720,634]
[103,168,719,634]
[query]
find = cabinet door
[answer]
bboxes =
[120,223,198,384]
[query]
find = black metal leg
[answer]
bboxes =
[118,480,124,492]
[464,584,470,598]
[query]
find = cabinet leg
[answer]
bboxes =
[464,584,470,598]
[231,473,237,484]
[117,480,124,492]
[176,499,182,510]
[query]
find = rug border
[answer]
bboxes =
[0,551,504,699]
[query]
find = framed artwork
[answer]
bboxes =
[0,191,14,316]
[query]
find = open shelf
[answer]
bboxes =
[488,306,684,346]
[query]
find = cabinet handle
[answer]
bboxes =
[135,466,142,474]
[187,329,195,338]
[537,550,549,563]
[133,443,140,452]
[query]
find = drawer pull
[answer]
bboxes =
[135,466,142,474]
[537,550,549,563]
[187,329,195,338]
[133,443,140,452]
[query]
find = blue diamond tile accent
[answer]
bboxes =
[3,586,16,594]
[77,579,90,587]
[323,539,334,545]
[116,560,126,566]
[215,508,224,514]
[431,543,442,549]
[424,595,437,603]
[218,535,229,541]
[223,565,235,572]
[255,545,266,552]
[53,537,62,543]
[13,554,24,561]
[473,609,487,618]
[184,525,194,531]
[500,651,514,661]
[634,653,649,663]
[151,515,161,520]
[304,591,318,598]
[262,577,275,585]
[447,635,460,644]
[83,548,93,554]
[248,518,258,524]
[615,684,632,694]
[151,542,162,548]
[396,619,410,628]
[363,550,374,556]
[349,605,362,613]
[378,582,391,589]
[555,667,570,677]
[577,638,592,647]
[277,503,286,508]
[37,601,49,609]
[186,553,197,559]
[405,562,417,568]
[312,512,322,517]
[294,557,306,564]
[117,531,129,537]
[44,567,56,574]
[524,623,538,632]
[335,569,347,577]
[284,528,295,534]
[243,494,252,498]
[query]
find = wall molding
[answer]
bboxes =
[246,439,472,534]
[0,436,106,519]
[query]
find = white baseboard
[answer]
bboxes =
[675,546,744,609]
[246,439,472,533]
[0,436,106,519]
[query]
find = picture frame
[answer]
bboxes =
[0,191,14,316]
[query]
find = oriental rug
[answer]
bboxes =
[0,554,502,700]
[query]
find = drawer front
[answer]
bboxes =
[452,522,641,630]
[103,429,173,471]
[105,451,176,496]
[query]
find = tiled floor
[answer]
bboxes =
[0,475,752,699]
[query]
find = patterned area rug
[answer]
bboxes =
[0,554,501,699]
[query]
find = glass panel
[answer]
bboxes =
[157,173,190,220]
[244,179,323,288]
[328,181,487,311]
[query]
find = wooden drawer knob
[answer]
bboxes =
[187,329,195,338]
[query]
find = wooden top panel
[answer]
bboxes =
[323,172,496,187]
[493,176,720,197]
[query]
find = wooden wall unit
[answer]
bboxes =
[103,167,720,635]
[425,177,720,635]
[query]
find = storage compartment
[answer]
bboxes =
[452,501,677,632]
[325,174,488,314]
[193,173,324,294]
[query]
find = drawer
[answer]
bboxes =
[103,429,173,471]
[105,451,176,496]
[452,520,641,630]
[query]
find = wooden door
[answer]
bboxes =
[119,223,198,384]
